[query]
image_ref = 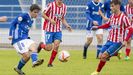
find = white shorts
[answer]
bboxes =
[13,39,35,54]
[86,29,103,38]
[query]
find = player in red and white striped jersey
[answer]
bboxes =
[100,12,131,43]
[91,0,132,75]
[37,0,72,67]
[124,0,133,60]
[43,0,67,32]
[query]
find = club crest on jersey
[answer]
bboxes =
[55,14,62,20]
[111,24,120,29]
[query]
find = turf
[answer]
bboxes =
[0,49,133,75]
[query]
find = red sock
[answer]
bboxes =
[126,48,131,56]
[48,50,57,65]
[113,53,118,56]
[97,60,106,72]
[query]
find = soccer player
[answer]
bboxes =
[37,0,72,67]
[8,4,44,75]
[0,16,7,22]
[98,0,125,60]
[91,0,131,75]
[124,0,133,60]
[83,0,104,59]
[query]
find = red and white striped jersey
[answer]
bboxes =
[125,4,133,25]
[43,1,67,32]
[99,12,131,42]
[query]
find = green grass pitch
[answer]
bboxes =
[0,49,133,75]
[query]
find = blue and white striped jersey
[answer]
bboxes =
[9,13,33,44]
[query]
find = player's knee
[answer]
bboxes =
[45,45,52,51]
[54,43,60,49]
[101,54,107,61]
[22,53,30,61]
[87,38,93,43]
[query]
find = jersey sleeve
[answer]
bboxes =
[63,5,67,18]
[86,2,93,22]
[9,18,17,36]
[123,15,131,28]
[98,18,111,29]
[100,3,104,13]
[125,27,133,41]
[44,3,51,14]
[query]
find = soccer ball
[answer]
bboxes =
[58,50,70,62]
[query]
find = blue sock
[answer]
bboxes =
[17,58,26,70]
[31,52,38,64]
[97,45,102,58]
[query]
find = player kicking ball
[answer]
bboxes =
[9,4,43,75]
[91,0,132,75]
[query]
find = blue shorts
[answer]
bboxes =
[100,41,122,56]
[45,32,62,44]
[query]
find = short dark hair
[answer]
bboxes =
[30,4,41,11]
[110,0,121,5]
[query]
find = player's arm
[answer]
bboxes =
[42,4,56,25]
[92,21,110,30]
[99,3,109,21]
[62,17,72,32]
[123,15,133,42]
[42,11,56,25]
[9,14,25,40]
[123,27,133,47]
[125,27,133,41]
[99,10,109,21]
[0,16,7,22]
[9,18,17,40]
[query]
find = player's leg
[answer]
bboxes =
[48,32,62,67]
[28,40,44,67]
[91,51,109,75]
[125,38,131,60]
[13,41,31,75]
[83,30,93,59]
[91,41,122,75]
[37,32,53,53]
[96,29,103,59]
[91,41,110,75]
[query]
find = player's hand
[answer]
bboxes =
[93,21,98,26]
[67,26,72,32]
[8,36,12,40]
[91,26,98,30]
[122,41,127,47]
[0,16,7,22]
[50,19,56,25]
[103,17,109,21]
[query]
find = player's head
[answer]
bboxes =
[29,4,41,18]
[128,0,133,6]
[110,0,121,13]
[56,0,63,3]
